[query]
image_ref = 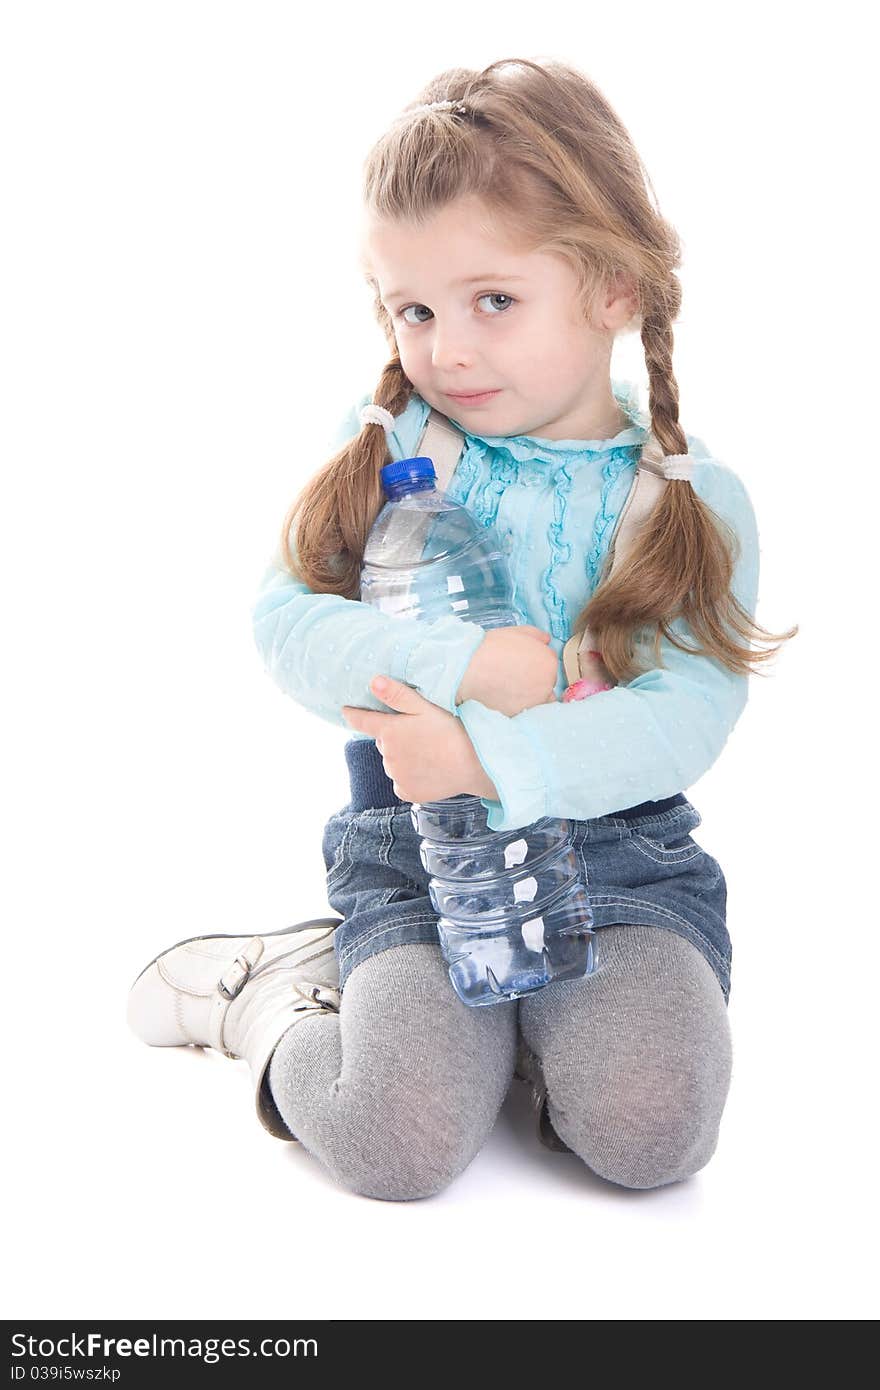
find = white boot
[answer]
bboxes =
[126,917,342,1140]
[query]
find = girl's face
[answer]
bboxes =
[360,195,636,442]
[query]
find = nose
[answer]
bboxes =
[430,321,475,373]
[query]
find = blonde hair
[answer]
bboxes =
[280,57,797,682]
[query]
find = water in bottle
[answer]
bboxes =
[359,455,596,1008]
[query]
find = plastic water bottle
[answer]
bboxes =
[359,455,596,1008]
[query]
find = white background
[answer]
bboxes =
[3,0,876,1322]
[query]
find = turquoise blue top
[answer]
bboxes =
[252,379,759,833]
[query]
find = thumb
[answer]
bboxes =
[519,626,552,643]
[369,675,425,713]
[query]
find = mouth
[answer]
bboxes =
[445,389,502,405]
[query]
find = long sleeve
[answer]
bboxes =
[456,461,761,832]
[251,393,487,731]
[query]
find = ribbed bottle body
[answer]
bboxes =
[360,458,595,1005]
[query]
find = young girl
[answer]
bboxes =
[127,57,796,1199]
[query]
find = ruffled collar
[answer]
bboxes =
[443,378,651,462]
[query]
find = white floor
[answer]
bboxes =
[7,764,875,1320]
[5,0,877,1325]
[5,0,873,1323]
[6,545,876,1320]
[9,989,874,1321]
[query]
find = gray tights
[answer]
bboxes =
[267,923,732,1201]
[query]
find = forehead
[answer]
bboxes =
[359,200,542,291]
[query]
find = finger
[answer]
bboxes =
[517,626,552,642]
[369,675,425,713]
[341,706,383,736]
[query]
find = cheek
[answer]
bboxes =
[506,320,556,368]
[541,341,593,392]
[395,338,426,379]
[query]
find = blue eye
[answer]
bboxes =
[478,293,515,315]
[399,304,432,326]
[398,293,515,326]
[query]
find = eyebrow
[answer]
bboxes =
[383,273,529,300]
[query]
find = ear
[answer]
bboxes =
[603,273,639,332]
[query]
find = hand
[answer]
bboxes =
[341,677,498,803]
[455,626,559,716]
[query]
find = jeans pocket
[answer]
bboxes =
[324,807,430,926]
[625,802,706,866]
[322,811,356,889]
[629,828,706,865]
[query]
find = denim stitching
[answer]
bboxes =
[375,886,426,909]
[325,816,358,888]
[587,895,728,974]
[387,812,426,896]
[629,834,704,865]
[336,914,439,964]
[378,808,393,868]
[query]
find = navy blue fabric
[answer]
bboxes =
[343,734,687,820]
[324,738,731,1003]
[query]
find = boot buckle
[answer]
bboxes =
[218,956,248,1000]
[292,982,341,1014]
[217,954,253,1000]
[217,937,265,1000]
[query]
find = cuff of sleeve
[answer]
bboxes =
[404,619,486,714]
[455,699,548,833]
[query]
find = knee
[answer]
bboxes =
[549,1050,732,1190]
[523,924,734,1189]
[333,1094,489,1202]
[580,1109,722,1190]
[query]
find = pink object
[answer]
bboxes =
[562,676,614,702]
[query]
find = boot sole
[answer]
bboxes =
[129,916,343,990]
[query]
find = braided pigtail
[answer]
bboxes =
[576,286,798,682]
[279,339,415,599]
[279,54,798,678]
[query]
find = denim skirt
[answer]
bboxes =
[323,737,732,1003]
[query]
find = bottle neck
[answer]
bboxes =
[383,478,438,502]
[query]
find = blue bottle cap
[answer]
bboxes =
[380,456,436,489]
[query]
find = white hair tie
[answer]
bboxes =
[408,100,469,117]
[639,435,695,483]
[359,403,396,433]
[655,453,695,482]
